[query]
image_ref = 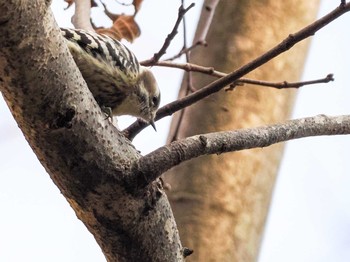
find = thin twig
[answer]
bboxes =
[165,41,203,61]
[168,0,195,143]
[230,74,334,90]
[152,60,226,77]
[141,3,195,66]
[125,2,350,140]
[163,0,219,61]
[181,0,192,90]
[152,61,334,88]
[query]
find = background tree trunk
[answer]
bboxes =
[164,1,320,261]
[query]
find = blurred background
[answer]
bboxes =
[0,0,349,261]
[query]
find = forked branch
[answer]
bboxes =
[152,60,334,89]
[141,3,195,66]
[131,114,350,188]
[165,0,220,61]
[125,2,350,140]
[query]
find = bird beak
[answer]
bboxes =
[150,120,157,131]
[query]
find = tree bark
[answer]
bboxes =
[165,1,320,261]
[0,1,183,261]
[6,0,350,261]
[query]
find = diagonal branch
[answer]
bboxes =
[124,2,350,140]
[191,0,220,46]
[131,114,350,188]
[165,41,202,61]
[0,2,183,261]
[141,3,195,66]
[71,0,94,31]
[165,0,220,61]
[167,0,194,143]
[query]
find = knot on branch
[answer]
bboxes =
[182,247,194,257]
[326,73,334,82]
[50,107,76,129]
[199,135,208,147]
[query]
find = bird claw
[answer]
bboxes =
[101,106,113,122]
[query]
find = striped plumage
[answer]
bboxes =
[61,28,160,129]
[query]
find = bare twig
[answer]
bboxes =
[131,114,350,188]
[124,2,350,140]
[168,0,195,142]
[152,61,334,88]
[141,3,195,66]
[99,1,118,22]
[181,0,192,89]
[71,0,94,31]
[229,74,335,90]
[164,0,220,61]
[166,70,334,142]
[152,60,226,77]
[165,42,202,61]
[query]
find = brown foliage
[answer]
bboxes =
[96,15,140,42]
[97,0,143,42]
[133,0,143,14]
[64,0,143,42]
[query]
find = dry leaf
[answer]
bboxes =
[133,0,144,15]
[64,0,74,9]
[65,0,142,42]
[96,28,122,41]
[97,15,140,42]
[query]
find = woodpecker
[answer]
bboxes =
[61,28,160,130]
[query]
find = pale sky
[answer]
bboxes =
[1,1,350,261]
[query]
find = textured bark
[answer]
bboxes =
[135,114,350,182]
[0,1,183,261]
[165,1,321,261]
[6,0,350,261]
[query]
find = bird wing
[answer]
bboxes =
[61,28,140,85]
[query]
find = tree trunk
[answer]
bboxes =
[0,1,183,261]
[165,1,320,261]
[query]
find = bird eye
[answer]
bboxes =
[152,96,160,107]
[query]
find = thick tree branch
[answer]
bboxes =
[71,0,94,31]
[125,2,350,140]
[132,114,350,188]
[0,1,183,261]
[192,0,220,46]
